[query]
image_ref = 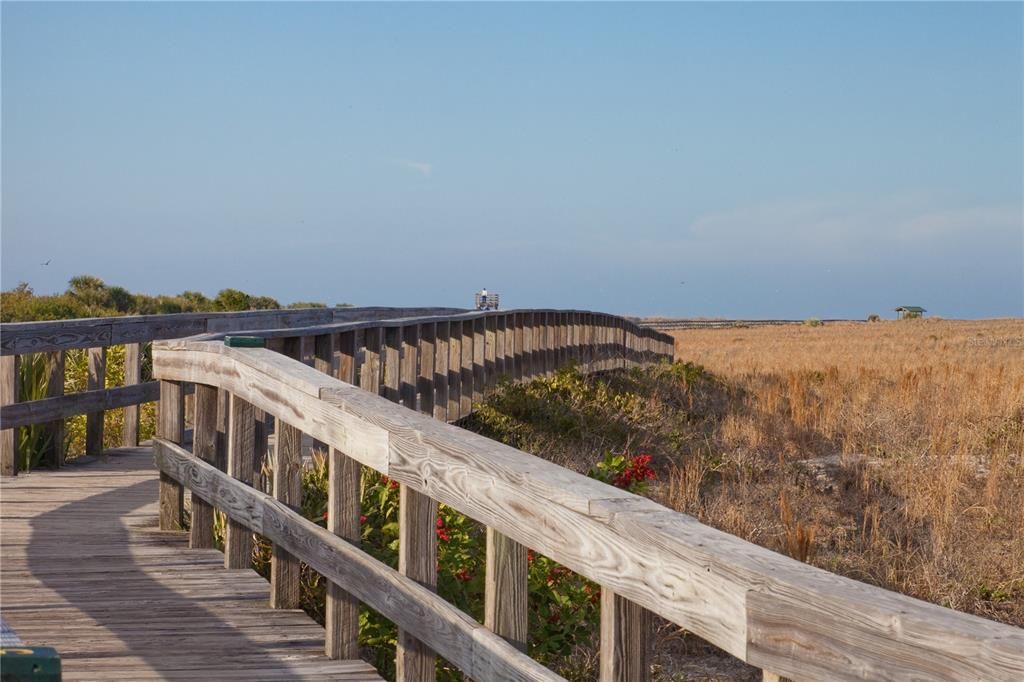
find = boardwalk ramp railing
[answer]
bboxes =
[145,309,1021,681]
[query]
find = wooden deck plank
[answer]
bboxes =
[0,447,381,681]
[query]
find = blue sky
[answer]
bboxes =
[2,2,1021,318]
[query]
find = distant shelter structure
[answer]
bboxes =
[895,305,926,319]
[475,288,500,310]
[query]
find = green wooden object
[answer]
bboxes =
[224,336,265,348]
[0,646,61,680]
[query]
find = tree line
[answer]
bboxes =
[1,275,348,322]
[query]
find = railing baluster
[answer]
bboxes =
[485,528,528,652]
[396,484,438,680]
[513,312,524,381]
[384,326,402,403]
[447,321,462,420]
[337,330,356,384]
[190,384,218,550]
[1,354,20,476]
[495,313,507,379]
[225,393,255,568]
[44,351,65,467]
[485,314,497,392]
[362,327,383,395]
[460,320,473,417]
[86,346,106,455]
[325,447,361,659]
[122,343,141,447]
[432,321,449,422]
[158,379,184,530]
[600,590,651,681]
[271,417,302,608]
[400,325,419,410]
[417,323,435,416]
[473,317,485,405]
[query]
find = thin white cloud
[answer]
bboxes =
[395,159,433,177]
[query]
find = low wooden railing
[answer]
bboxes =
[0,306,466,475]
[150,311,1022,681]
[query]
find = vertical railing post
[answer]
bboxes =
[190,384,218,549]
[384,326,402,403]
[400,325,419,410]
[417,323,435,416]
[523,312,535,379]
[362,327,383,395]
[485,528,528,652]
[326,447,361,659]
[433,321,449,423]
[86,346,107,455]
[225,393,255,568]
[396,485,438,681]
[516,311,524,378]
[460,320,473,417]
[158,380,184,530]
[315,333,336,377]
[271,416,303,608]
[43,351,65,468]
[484,314,497,392]
[499,312,508,378]
[337,331,357,385]
[600,590,651,681]
[447,321,462,420]
[472,316,485,406]
[122,343,141,447]
[1,355,20,476]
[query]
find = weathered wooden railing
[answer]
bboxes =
[150,311,1022,681]
[0,306,468,475]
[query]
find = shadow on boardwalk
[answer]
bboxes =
[1,448,378,680]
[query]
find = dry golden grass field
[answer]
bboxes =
[667,318,1024,627]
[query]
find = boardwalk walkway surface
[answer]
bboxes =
[0,446,381,681]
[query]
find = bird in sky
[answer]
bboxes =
[41,259,50,266]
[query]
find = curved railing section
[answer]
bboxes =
[4,306,660,474]
[149,313,1021,681]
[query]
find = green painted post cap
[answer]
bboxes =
[224,336,266,348]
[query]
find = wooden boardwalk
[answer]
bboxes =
[0,446,381,681]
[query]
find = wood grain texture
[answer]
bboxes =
[433,321,449,423]
[447,321,462,421]
[86,346,107,455]
[362,327,383,395]
[384,327,402,403]
[1,354,20,476]
[190,383,219,550]
[484,315,497,393]
[154,440,559,681]
[1,381,160,430]
[1,447,381,680]
[485,528,528,652]
[225,393,256,569]
[122,343,142,447]
[397,485,438,681]
[417,323,435,417]
[39,351,66,468]
[271,418,303,609]
[600,590,650,682]
[325,447,361,660]
[400,325,419,411]
[157,380,184,530]
[337,331,357,384]
[461,321,474,416]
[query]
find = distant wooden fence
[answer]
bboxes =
[0,308,670,476]
[149,310,1021,682]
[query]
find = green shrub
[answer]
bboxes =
[804,317,823,327]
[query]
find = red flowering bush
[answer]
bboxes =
[590,451,658,495]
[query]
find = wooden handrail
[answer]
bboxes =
[8,307,654,474]
[150,333,1023,681]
